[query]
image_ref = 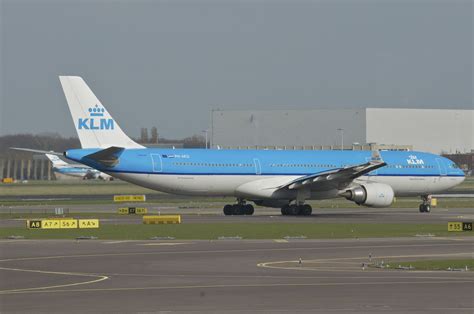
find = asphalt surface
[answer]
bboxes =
[0,237,473,313]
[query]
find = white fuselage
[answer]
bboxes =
[110,172,464,198]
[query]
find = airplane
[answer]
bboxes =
[59,76,465,215]
[46,153,94,179]
[10,148,113,181]
[45,153,113,180]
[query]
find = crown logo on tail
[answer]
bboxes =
[89,104,105,117]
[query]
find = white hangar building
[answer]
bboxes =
[210,108,473,154]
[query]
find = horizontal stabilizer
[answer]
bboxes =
[10,147,63,156]
[84,146,124,167]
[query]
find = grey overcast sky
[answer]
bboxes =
[0,0,472,139]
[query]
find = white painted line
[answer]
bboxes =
[2,280,474,295]
[0,267,108,294]
[138,243,189,246]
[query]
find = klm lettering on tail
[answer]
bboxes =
[78,118,114,130]
[78,104,114,130]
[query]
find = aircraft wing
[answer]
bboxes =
[277,151,387,192]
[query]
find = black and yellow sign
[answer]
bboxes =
[143,215,181,224]
[27,220,42,229]
[114,195,146,202]
[41,220,61,229]
[462,222,472,231]
[60,219,78,229]
[78,219,99,229]
[118,207,148,215]
[26,219,98,229]
[448,222,472,232]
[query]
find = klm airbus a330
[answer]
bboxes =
[59,76,465,215]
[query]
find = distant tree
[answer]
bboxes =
[183,135,205,148]
[0,134,80,158]
[150,127,159,144]
[140,128,149,143]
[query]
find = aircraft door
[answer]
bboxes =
[151,154,163,172]
[253,158,262,175]
[436,158,447,176]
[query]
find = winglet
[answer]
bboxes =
[371,150,383,162]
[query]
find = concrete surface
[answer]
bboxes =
[0,237,473,313]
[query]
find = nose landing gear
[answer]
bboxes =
[419,195,431,213]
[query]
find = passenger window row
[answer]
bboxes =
[172,162,437,170]
[386,164,435,169]
[270,163,336,168]
[173,162,252,167]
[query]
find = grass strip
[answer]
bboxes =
[0,223,472,240]
[393,259,473,271]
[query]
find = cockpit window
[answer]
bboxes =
[451,163,459,169]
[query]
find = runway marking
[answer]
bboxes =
[0,267,109,294]
[1,279,473,295]
[433,237,469,242]
[0,240,32,243]
[102,241,133,244]
[137,243,189,246]
[95,272,470,281]
[1,242,471,263]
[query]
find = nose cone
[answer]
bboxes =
[442,157,466,188]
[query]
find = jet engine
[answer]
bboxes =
[340,183,394,208]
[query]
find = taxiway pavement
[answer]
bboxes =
[0,237,473,313]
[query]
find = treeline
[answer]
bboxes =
[0,133,80,158]
[0,132,206,157]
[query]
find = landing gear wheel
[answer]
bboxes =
[419,195,432,213]
[281,205,290,216]
[243,204,254,215]
[232,205,244,215]
[301,204,312,216]
[419,204,431,213]
[224,204,233,216]
[289,205,301,216]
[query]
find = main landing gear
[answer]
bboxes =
[419,195,431,213]
[281,204,312,216]
[223,200,254,216]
